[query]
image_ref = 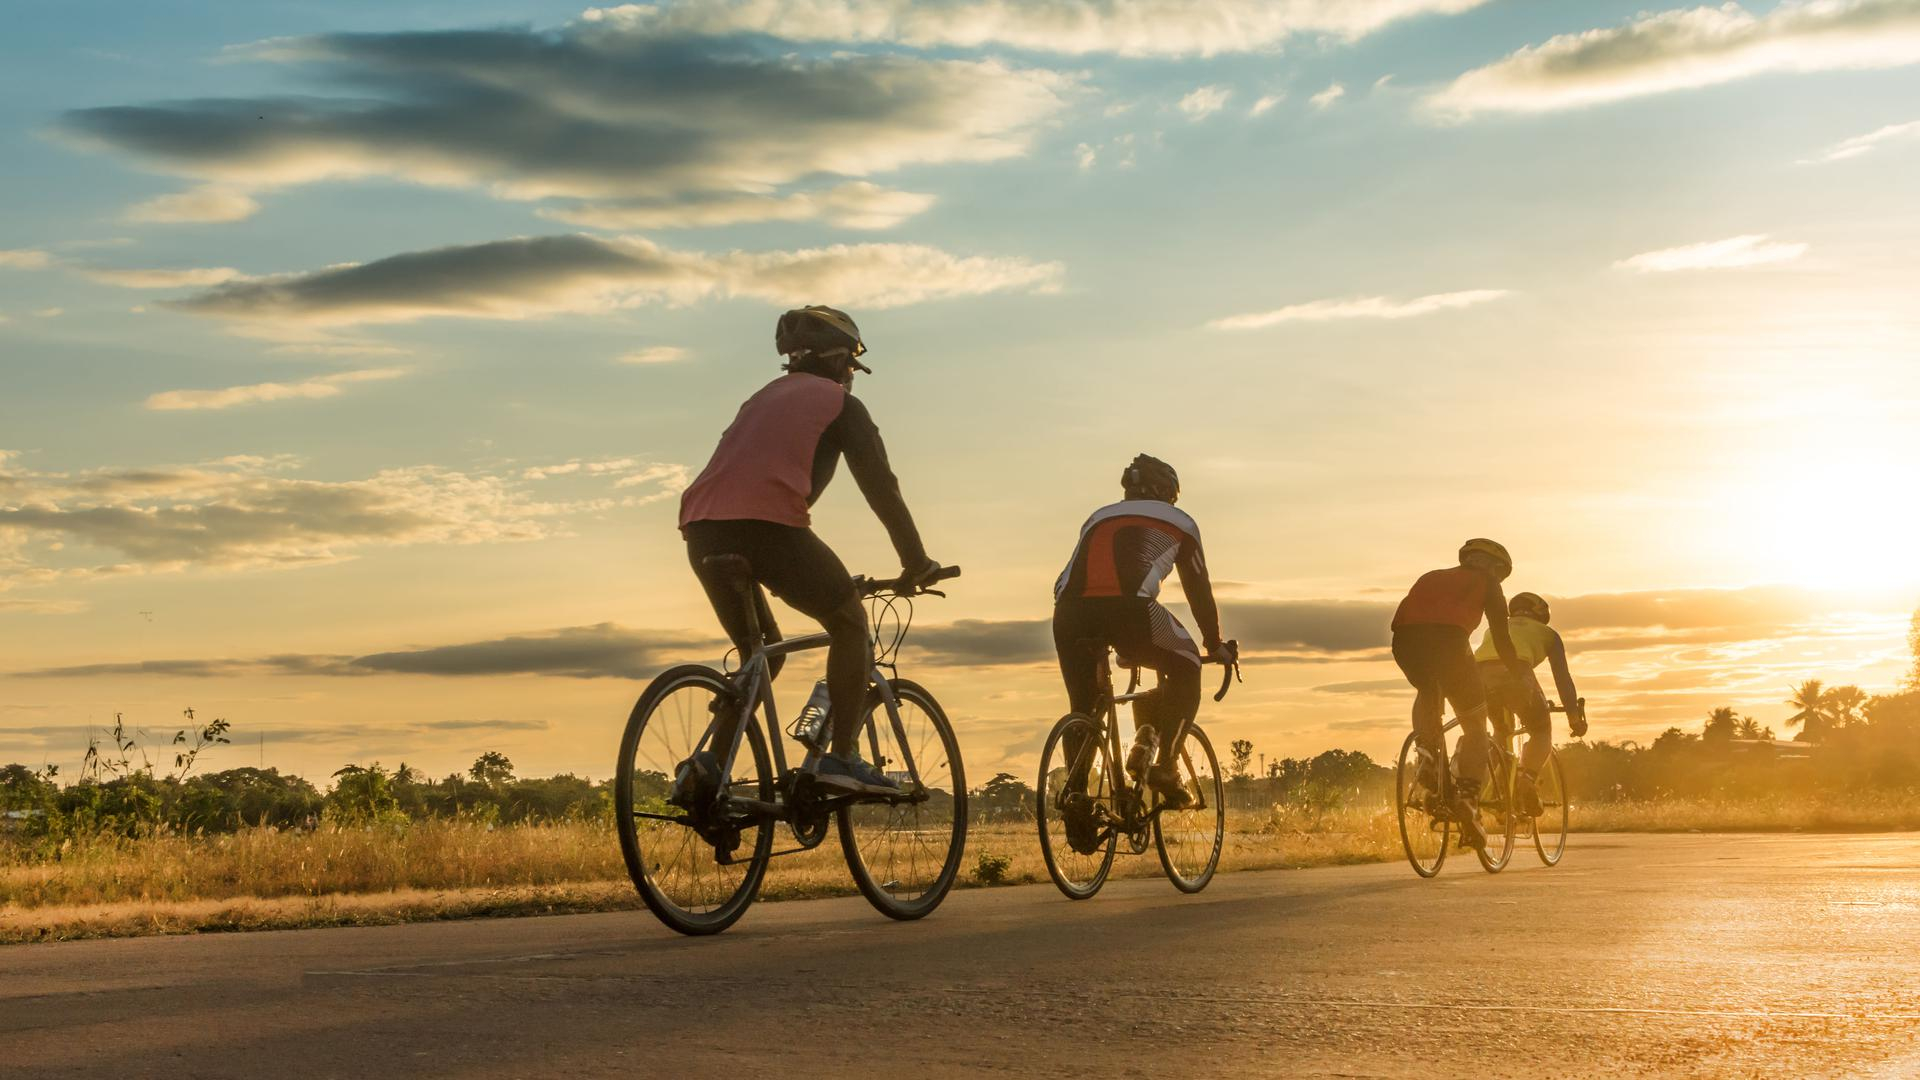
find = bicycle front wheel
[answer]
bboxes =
[1395,731,1449,878]
[1155,723,1224,893]
[1474,749,1517,874]
[838,680,967,921]
[1037,713,1118,900]
[1534,749,1569,866]
[616,666,773,936]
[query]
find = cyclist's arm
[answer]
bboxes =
[1545,629,1579,713]
[1176,538,1224,651]
[830,395,929,571]
[1482,576,1522,668]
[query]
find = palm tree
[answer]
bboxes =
[1785,680,1834,742]
[1703,707,1738,742]
[1734,716,1769,741]
[1827,685,1868,730]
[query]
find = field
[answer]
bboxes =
[7,792,1917,943]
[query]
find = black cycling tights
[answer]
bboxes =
[1054,597,1202,767]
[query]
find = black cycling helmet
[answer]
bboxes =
[1509,591,1550,623]
[1121,454,1179,503]
[1458,538,1513,576]
[776,305,870,373]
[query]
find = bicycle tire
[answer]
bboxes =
[1395,730,1449,878]
[1534,748,1570,866]
[838,680,967,920]
[1474,747,1517,874]
[1036,713,1118,900]
[1155,723,1224,893]
[616,665,773,936]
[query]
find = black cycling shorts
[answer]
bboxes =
[1391,623,1485,717]
[684,519,857,626]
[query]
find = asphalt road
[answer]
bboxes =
[5,833,1919,1079]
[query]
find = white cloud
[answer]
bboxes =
[1614,234,1809,273]
[1209,288,1510,330]
[0,249,52,269]
[167,234,1064,328]
[618,345,688,365]
[1249,93,1284,117]
[1178,85,1232,121]
[538,182,936,231]
[1075,142,1098,170]
[1802,118,1920,163]
[34,308,63,318]
[125,185,261,224]
[584,0,1493,57]
[80,265,246,288]
[0,452,685,584]
[143,368,408,411]
[1429,0,1920,117]
[62,25,1071,230]
[1310,82,1346,109]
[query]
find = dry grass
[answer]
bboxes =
[5,796,1915,944]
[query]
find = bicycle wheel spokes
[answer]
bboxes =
[1155,724,1224,893]
[1534,750,1570,866]
[1474,758,1516,873]
[1037,714,1117,900]
[616,667,772,935]
[1395,731,1448,878]
[838,681,967,920]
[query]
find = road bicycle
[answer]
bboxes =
[1394,697,1579,877]
[1034,641,1240,900]
[615,556,965,935]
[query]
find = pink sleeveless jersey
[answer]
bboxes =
[678,373,848,529]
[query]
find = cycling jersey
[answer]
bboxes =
[1054,500,1221,647]
[679,372,925,569]
[1474,615,1554,667]
[1391,566,1490,632]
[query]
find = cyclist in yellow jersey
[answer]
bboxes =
[1473,592,1588,816]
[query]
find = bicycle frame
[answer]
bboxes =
[1068,651,1209,831]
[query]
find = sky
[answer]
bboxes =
[3,0,1919,785]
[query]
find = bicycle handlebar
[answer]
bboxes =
[854,564,962,597]
[1210,639,1242,702]
[1548,696,1586,714]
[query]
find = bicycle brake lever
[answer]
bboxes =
[920,587,946,598]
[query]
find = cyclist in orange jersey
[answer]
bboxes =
[1474,591,1588,816]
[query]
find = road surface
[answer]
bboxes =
[5,833,1919,1078]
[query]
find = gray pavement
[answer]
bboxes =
[4,833,1919,1078]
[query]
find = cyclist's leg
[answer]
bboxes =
[685,521,774,755]
[1391,627,1447,761]
[1051,601,1106,791]
[742,524,867,756]
[1437,641,1490,789]
[1516,670,1552,773]
[1123,603,1201,783]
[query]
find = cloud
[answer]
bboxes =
[1614,234,1807,273]
[1803,118,1920,162]
[1075,142,1099,170]
[539,182,936,231]
[1309,82,1346,109]
[1428,0,1920,118]
[0,452,683,584]
[1219,599,1395,653]
[59,24,1072,229]
[618,345,688,365]
[584,0,1492,57]
[1311,678,1406,695]
[144,367,407,411]
[1178,85,1232,121]
[0,249,53,269]
[1249,93,1284,117]
[79,265,247,288]
[165,234,1064,328]
[1208,288,1509,330]
[908,618,1053,666]
[124,185,260,223]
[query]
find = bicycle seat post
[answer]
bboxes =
[701,554,763,650]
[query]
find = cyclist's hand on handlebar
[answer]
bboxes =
[1568,705,1589,739]
[1204,640,1239,666]
[906,557,944,588]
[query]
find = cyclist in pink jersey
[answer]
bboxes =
[678,306,943,794]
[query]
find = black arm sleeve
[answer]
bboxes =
[1176,538,1223,649]
[1546,630,1579,708]
[822,395,928,570]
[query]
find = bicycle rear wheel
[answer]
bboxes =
[1155,723,1224,893]
[838,680,967,920]
[1534,749,1569,866]
[1037,713,1118,899]
[1474,749,1517,874]
[1395,730,1449,878]
[616,666,773,935]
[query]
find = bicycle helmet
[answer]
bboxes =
[775,305,870,372]
[1121,454,1179,503]
[1509,591,1550,623]
[1458,537,1512,577]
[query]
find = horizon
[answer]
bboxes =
[5,0,1920,786]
